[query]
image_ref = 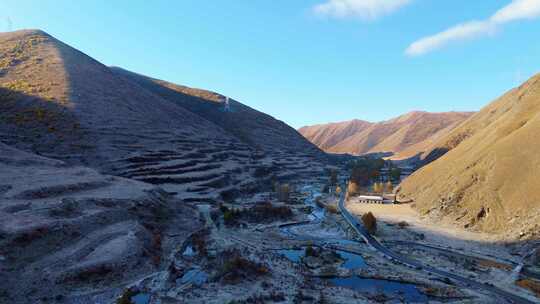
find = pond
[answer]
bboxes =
[276,248,367,270]
[277,248,304,263]
[329,276,428,303]
[339,250,367,269]
[131,293,151,304]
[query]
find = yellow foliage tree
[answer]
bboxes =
[347,181,359,196]
[385,181,393,193]
[373,182,383,194]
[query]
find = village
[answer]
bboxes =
[114,156,539,303]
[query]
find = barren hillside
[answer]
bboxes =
[298,119,372,150]
[400,74,540,238]
[299,111,473,159]
[0,142,201,303]
[0,30,327,203]
[111,67,323,157]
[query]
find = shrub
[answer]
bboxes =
[253,167,271,178]
[325,203,338,214]
[397,221,409,229]
[322,185,329,194]
[390,168,402,181]
[348,158,385,186]
[276,184,290,202]
[116,289,137,304]
[244,202,293,223]
[516,279,540,298]
[304,246,319,257]
[192,229,209,256]
[347,181,360,196]
[217,249,269,284]
[329,169,338,186]
[150,230,162,266]
[361,212,377,234]
[222,202,293,226]
[223,209,241,226]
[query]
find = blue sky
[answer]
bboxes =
[2,0,540,128]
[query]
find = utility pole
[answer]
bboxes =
[223,96,230,112]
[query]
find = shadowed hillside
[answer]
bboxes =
[0,28,331,302]
[298,119,372,150]
[110,67,323,157]
[0,30,327,203]
[400,74,540,238]
[0,141,202,303]
[299,111,473,159]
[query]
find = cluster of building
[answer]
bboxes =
[356,195,395,205]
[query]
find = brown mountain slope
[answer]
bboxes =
[0,29,328,303]
[298,119,372,150]
[399,74,540,238]
[299,111,473,159]
[0,141,201,303]
[110,67,323,157]
[0,29,326,202]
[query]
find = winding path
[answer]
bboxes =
[337,187,537,304]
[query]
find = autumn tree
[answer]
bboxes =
[347,180,360,196]
[329,169,338,186]
[373,182,383,194]
[390,167,402,181]
[361,212,377,234]
[384,181,393,193]
[277,183,290,202]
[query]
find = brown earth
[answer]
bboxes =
[0,142,202,303]
[299,111,473,159]
[399,73,540,238]
[0,29,331,303]
[0,29,328,203]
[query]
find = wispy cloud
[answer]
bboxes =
[405,21,497,56]
[406,0,540,56]
[313,0,412,21]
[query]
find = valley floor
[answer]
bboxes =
[346,199,540,302]
[346,202,514,260]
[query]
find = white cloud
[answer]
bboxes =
[491,0,540,23]
[313,0,412,21]
[405,21,496,56]
[406,0,540,56]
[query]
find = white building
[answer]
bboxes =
[357,195,385,204]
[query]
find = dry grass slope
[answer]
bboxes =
[400,74,540,238]
[0,29,327,203]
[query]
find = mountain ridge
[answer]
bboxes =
[0,29,330,302]
[0,29,327,202]
[399,73,540,238]
[299,110,474,160]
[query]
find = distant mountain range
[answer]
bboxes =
[299,111,474,160]
[400,73,540,238]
